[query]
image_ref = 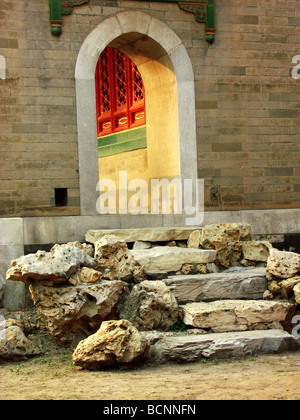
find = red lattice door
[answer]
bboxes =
[95,47,146,138]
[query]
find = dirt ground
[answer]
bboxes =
[1,347,300,401]
[1,309,300,401]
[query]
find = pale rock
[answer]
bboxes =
[86,227,194,244]
[6,244,96,285]
[63,241,94,257]
[199,223,252,268]
[72,319,150,370]
[187,230,201,248]
[166,241,177,247]
[133,241,152,250]
[119,280,179,331]
[95,235,146,283]
[242,241,272,262]
[267,248,300,279]
[29,280,128,345]
[0,318,41,361]
[182,300,295,333]
[278,276,300,299]
[268,280,282,295]
[293,282,300,304]
[68,267,101,285]
[130,246,216,272]
[263,290,274,300]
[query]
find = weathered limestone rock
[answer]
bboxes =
[29,280,128,345]
[119,280,179,331]
[199,223,252,268]
[293,282,300,304]
[86,227,195,244]
[68,267,101,285]
[278,276,300,299]
[130,246,216,272]
[163,268,268,304]
[63,241,94,257]
[72,319,150,370]
[0,318,41,361]
[187,230,202,249]
[182,300,295,333]
[133,240,152,250]
[95,235,146,283]
[242,241,272,262]
[267,248,300,279]
[150,330,300,364]
[6,244,96,285]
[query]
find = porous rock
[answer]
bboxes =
[278,276,300,299]
[29,280,128,345]
[94,235,146,283]
[6,244,96,285]
[0,318,41,361]
[72,319,150,370]
[68,267,101,285]
[199,223,252,268]
[267,248,300,279]
[293,282,300,304]
[119,280,179,331]
[242,241,272,262]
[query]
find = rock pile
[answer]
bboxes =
[265,248,300,302]
[1,222,300,369]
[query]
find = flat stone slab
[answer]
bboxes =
[130,247,216,272]
[148,329,300,364]
[182,300,295,333]
[85,227,195,244]
[163,268,268,303]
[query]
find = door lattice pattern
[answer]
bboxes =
[95,47,146,138]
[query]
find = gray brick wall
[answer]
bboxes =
[0,0,299,216]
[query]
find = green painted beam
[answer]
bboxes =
[49,0,215,42]
[98,126,147,157]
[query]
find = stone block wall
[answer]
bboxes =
[0,0,299,217]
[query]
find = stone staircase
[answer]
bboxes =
[145,269,299,364]
[86,227,300,364]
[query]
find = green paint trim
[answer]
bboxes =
[49,0,215,42]
[98,126,147,157]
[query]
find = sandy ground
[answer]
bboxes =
[1,349,300,401]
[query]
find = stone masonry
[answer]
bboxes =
[0,0,299,216]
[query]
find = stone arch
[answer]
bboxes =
[75,11,197,217]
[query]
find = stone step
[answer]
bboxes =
[130,246,216,272]
[85,227,195,244]
[145,329,300,364]
[181,299,296,333]
[163,267,268,303]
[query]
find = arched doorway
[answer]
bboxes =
[75,11,197,221]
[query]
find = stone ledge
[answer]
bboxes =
[86,227,196,244]
[163,268,267,303]
[148,329,300,364]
